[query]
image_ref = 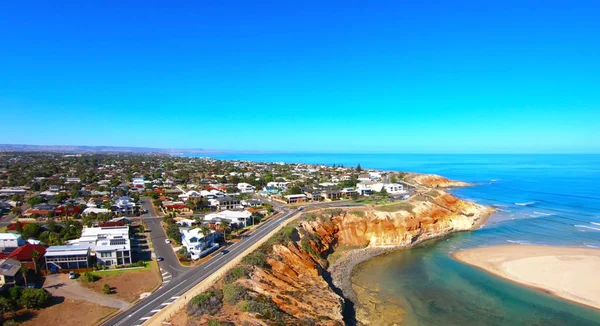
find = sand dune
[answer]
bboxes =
[453,245,600,310]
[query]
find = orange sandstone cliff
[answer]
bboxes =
[403,173,472,188]
[182,190,493,326]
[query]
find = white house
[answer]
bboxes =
[69,226,132,266]
[266,181,290,189]
[357,182,406,195]
[180,228,218,260]
[83,207,112,216]
[113,196,136,215]
[176,218,196,227]
[205,210,252,227]
[0,233,26,252]
[178,190,202,202]
[237,183,256,193]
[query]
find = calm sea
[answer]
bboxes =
[184,153,600,325]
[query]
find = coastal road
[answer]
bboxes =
[138,198,188,278]
[104,206,296,326]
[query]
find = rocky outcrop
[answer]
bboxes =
[403,173,472,188]
[185,190,493,326]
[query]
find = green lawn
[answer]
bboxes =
[93,261,153,276]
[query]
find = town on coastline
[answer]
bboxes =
[0,151,441,325]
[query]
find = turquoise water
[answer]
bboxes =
[186,154,600,325]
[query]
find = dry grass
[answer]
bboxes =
[21,298,116,326]
[81,265,160,302]
[374,202,414,212]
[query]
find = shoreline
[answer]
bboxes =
[329,207,492,324]
[452,245,600,312]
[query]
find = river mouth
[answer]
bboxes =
[350,234,600,326]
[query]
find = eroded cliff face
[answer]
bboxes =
[403,173,472,188]
[186,190,493,326]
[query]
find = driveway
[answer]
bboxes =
[43,274,130,310]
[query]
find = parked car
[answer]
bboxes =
[69,271,76,279]
[165,239,171,244]
[156,256,164,262]
[27,283,36,288]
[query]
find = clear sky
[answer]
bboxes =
[1,1,599,153]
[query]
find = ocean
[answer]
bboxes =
[184,153,600,325]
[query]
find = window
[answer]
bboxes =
[100,252,112,258]
[110,239,126,245]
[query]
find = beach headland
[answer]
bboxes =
[453,245,600,311]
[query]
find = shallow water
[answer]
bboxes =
[187,154,600,325]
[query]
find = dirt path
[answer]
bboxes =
[43,274,130,310]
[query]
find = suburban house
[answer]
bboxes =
[0,233,26,253]
[303,189,323,202]
[358,182,406,195]
[70,226,132,266]
[49,185,61,192]
[213,197,241,211]
[176,218,196,227]
[321,189,343,201]
[44,244,91,270]
[284,194,307,204]
[0,243,46,271]
[112,196,137,215]
[83,207,112,215]
[178,190,202,202]
[241,199,262,207]
[237,183,256,193]
[205,210,252,228]
[180,228,219,260]
[0,258,22,289]
[266,181,290,189]
[341,188,358,198]
[65,177,81,184]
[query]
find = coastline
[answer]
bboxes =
[452,245,600,311]
[329,206,492,324]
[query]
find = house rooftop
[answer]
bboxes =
[0,258,21,277]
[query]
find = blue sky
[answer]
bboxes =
[1,1,599,153]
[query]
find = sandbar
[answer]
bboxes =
[452,245,600,310]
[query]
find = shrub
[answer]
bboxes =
[177,247,191,260]
[242,249,268,268]
[350,210,365,217]
[239,298,283,320]
[81,272,99,283]
[9,285,22,300]
[166,224,182,244]
[103,284,111,294]
[223,266,249,285]
[187,289,223,317]
[18,288,51,309]
[223,284,248,305]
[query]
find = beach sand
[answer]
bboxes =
[453,245,600,310]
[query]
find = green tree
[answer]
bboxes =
[166,224,181,244]
[54,192,68,203]
[18,288,51,308]
[30,250,41,274]
[20,265,28,286]
[221,221,230,242]
[22,223,42,240]
[0,296,14,319]
[26,196,43,207]
[356,163,362,172]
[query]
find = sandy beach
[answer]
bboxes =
[453,245,600,310]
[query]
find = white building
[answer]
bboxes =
[113,196,136,215]
[178,190,202,202]
[205,210,252,227]
[0,233,26,252]
[266,181,290,189]
[83,207,112,215]
[357,182,406,195]
[237,183,256,193]
[180,228,218,260]
[69,226,132,266]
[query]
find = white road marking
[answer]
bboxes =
[150,309,162,313]
[160,302,170,306]
[139,317,151,320]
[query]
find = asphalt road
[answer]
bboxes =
[138,198,188,278]
[105,205,296,326]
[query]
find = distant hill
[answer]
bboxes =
[0,144,207,154]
